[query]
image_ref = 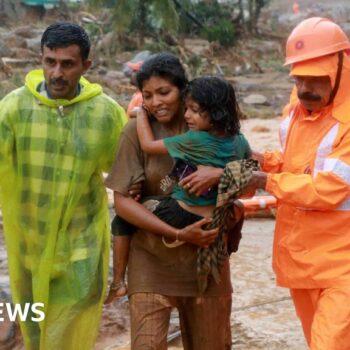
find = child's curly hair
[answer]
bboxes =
[184,76,241,136]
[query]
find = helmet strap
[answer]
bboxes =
[328,51,343,105]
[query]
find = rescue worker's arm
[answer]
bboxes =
[242,149,284,173]
[266,134,350,210]
[260,100,295,173]
[262,150,284,173]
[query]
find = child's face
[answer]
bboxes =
[184,97,212,131]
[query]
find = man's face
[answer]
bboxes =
[41,45,91,100]
[293,75,332,112]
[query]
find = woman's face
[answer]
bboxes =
[141,76,182,124]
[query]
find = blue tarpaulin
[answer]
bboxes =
[22,0,59,5]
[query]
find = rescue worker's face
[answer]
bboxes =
[293,75,332,112]
[41,45,91,100]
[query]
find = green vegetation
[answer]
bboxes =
[85,0,270,51]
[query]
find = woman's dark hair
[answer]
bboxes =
[136,52,188,92]
[185,76,241,136]
[41,22,91,61]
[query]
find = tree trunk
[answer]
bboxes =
[0,0,45,23]
[0,0,21,20]
[138,0,148,46]
[238,0,245,30]
[247,0,254,33]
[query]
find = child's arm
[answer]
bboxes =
[136,108,169,155]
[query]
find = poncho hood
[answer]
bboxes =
[25,69,103,107]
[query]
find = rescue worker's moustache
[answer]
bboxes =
[297,92,322,101]
[50,78,68,86]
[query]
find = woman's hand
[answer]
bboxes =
[179,165,224,196]
[127,182,143,201]
[178,217,219,248]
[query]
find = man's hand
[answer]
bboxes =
[241,171,268,198]
[251,150,264,166]
[179,165,223,196]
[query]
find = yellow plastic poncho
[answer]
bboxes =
[0,70,127,349]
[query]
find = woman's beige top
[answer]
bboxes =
[105,119,232,296]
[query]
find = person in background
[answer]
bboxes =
[244,17,350,349]
[0,22,127,349]
[126,60,143,118]
[105,52,234,349]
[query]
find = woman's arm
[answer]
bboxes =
[136,108,169,155]
[114,192,219,247]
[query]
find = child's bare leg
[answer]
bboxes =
[105,235,130,304]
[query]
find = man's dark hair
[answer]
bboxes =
[41,22,91,61]
[184,76,241,136]
[136,52,188,92]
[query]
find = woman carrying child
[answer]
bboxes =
[105,53,250,350]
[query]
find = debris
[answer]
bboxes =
[243,94,269,105]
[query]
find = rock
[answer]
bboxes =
[0,45,11,57]
[0,289,17,350]
[14,26,38,39]
[0,58,12,77]
[25,36,42,53]
[2,33,27,49]
[105,70,125,80]
[184,38,210,55]
[251,125,271,133]
[243,94,269,105]
[9,47,36,59]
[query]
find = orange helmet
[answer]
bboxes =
[285,17,350,65]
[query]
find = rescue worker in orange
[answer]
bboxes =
[125,61,143,118]
[247,17,350,349]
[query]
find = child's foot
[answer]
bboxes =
[104,280,127,304]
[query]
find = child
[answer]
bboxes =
[106,76,251,302]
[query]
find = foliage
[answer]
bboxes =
[176,1,239,46]
[204,19,236,47]
[85,0,271,50]
[86,0,178,43]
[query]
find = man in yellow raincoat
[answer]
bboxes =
[0,22,127,349]
[247,18,350,349]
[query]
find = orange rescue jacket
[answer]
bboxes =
[264,54,350,288]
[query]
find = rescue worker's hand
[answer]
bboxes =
[251,150,264,166]
[178,217,219,248]
[240,171,268,198]
[179,165,223,196]
[128,182,143,201]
